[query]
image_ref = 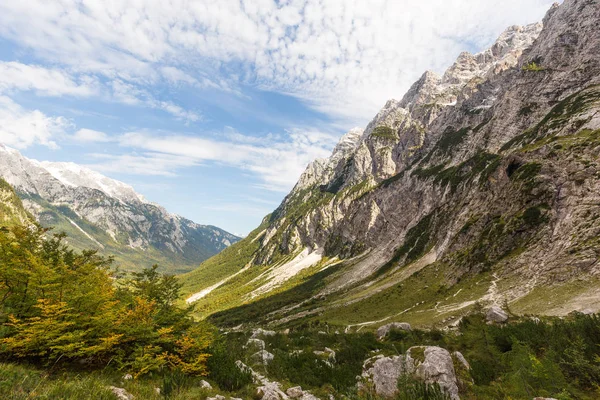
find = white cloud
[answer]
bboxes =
[0,61,98,97]
[0,96,71,149]
[86,127,337,192]
[72,128,111,143]
[0,0,557,124]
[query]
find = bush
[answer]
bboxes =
[0,225,213,377]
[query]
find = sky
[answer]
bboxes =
[0,0,556,236]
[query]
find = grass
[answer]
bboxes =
[0,178,33,227]
[0,362,250,400]
[521,61,546,72]
[370,126,397,140]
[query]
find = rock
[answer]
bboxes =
[452,351,470,370]
[109,387,134,400]
[361,346,460,399]
[207,396,226,400]
[154,387,160,395]
[282,328,290,335]
[257,382,288,400]
[251,328,277,339]
[252,350,275,365]
[376,322,412,338]
[199,379,212,390]
[361,355,413,398]
[122,374,133,381]
[246,338,266,351]
[533,398,558,400]
[486,306,508,323]
[313,347,336,362]
[286,386,304,398]
[410,346,460,400]
[581,308,594,315]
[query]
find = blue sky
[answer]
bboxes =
[0,0,555,235]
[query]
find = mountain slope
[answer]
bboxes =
[182,0,600,327]
[0,145,240,273]
[0,178,33,227]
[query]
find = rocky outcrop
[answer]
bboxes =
[486,306,509,323]
[410,347,459,400]
[376,322,412,339]
[361,346,460,399]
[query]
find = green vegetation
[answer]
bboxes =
[371,126,398,140]
[0,178,32,227]
[522,61,546,72]
[436,127,471,154]
[414,152,500,193]
[0,225,213,378]
[375,212,435,277]
[501,85,600,151]
[179,219,268,300]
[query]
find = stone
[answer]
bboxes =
[122,374,133,381]
[376,322,412,339]
[251,328,277,339]
[199,379,212,390]
[452,351,470,370]
[252,350,275,365]
[361,346,460,399]
[361,355,413,398]
[109,387,134,400]
[410,346,460,400]
[286,386,304,398]
[486,306,508,323]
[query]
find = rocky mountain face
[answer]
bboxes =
[0,145,240,273]
[182,0,600,328]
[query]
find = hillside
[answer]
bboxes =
[182,0,600,328]
[0,177,32,227]
[0,145,240,273]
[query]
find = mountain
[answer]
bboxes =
[0,145,240,273]
[181,0,600,328]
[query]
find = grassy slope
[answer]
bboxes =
[179,218,269,299]
[0,178,32,227]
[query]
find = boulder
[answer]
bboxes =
[452,351,470,370]
[361,355,413,398]
[257,382,288,400]
[109,387,134,400]
[409,346,460,400]
[252,350,275,365]
[199,379,212,390]
[376,322,412,339]
[286,386,304,398]
[361,346,461,399]
[251,328,276,339]
[486,306,508,323]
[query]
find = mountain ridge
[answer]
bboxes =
[0,144,240,273]
[181,0,600,328]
